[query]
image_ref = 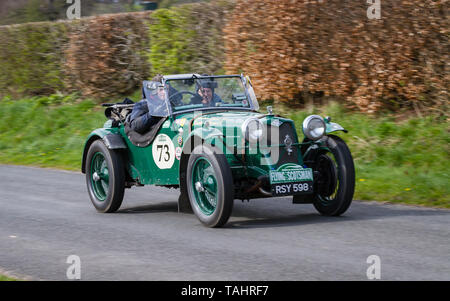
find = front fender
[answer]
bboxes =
[326,122,348,134]
[177,127,225,213]
[183,127,225,154]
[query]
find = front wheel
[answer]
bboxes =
[186,145,234,227]
[85,140,125,213]
[312,135,355,216]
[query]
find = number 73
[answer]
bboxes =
[157,144,170,162]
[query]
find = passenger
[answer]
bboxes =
[128,74,165,134]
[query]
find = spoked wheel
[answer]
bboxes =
[312,135,355,216]
[85,140,125,213]
[191,157,219,215]
[91,152,109,201]
[186,145,234,227]
[316,153,338,200]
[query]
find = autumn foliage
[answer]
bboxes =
[224,0,449,112]
[64,12,151,98]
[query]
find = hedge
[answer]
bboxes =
[0,21,68,97]
[148,0,234,75]
[64,12,152,98]
[0,0,234,99]
[0,0,447,114]
[224,0,449,113]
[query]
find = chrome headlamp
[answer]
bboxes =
[242,118,266,144]
[302,115,326,140]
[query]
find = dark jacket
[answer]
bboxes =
[128,99,160,134]
[190,93,223,107]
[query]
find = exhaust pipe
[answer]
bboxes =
[245,175,272,196]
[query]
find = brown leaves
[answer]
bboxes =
[224,0,449,113]
[64,12,151,99]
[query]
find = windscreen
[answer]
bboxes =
[165,77,251,112]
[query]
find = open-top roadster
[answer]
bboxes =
[82,74,355,227]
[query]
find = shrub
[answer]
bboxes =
[64,12,152,99]
[147,8,195,75]
[0,21,68,97]
[147,0,235,75]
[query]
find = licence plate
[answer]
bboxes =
[269,164,314,196]
[271,181,313,196]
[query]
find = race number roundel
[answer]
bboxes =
[152,134,175,169]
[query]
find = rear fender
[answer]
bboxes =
[81,129,127,173]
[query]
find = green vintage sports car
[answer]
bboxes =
[82,74,355,227]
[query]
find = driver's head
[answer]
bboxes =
[196,76,217,104]
[199,87,213,103]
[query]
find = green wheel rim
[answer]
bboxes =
[191,157,218,216]
[90,152,110,202]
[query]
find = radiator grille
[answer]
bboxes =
[266,122,299,167]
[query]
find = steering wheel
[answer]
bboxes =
[168,90,197,106]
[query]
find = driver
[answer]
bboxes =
[128,74,165,134]
[190,76,223,107]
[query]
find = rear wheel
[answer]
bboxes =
[85,140,125,213]
[186,145,234,227]
[312,135,355,216]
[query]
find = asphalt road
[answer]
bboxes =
[0,165,449,281]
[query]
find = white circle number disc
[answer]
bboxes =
[152,134,175,169]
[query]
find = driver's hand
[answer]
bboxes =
[200,88,208,104]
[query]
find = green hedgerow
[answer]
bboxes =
[147,8,196,75]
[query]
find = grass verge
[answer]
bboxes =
[0,274,18,281]
[284,102,449,208]
[0,95,448,208]
[0,94,105,170]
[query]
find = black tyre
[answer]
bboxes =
[186,145,234,227]
[85,140,125,213]
[312,135,355,216]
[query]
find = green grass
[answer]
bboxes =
[284,102,450,208]
[0,91,142,171]
[0,94,105,170]
[0,95,448,208]
[0,274,18,281]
